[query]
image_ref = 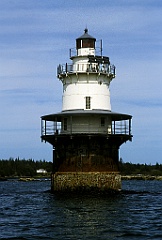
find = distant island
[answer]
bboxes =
[0,158,162,180]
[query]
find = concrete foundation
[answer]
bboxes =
[51,172,121,192]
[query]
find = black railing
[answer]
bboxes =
[57,62,115,78]
[41,119,131,137]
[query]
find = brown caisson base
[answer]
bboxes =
[51,172,121,193]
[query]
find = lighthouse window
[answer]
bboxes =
[63,118,68,131]
[76,40,81,49]
[82,39,95,48]
[77,39,95,49]
[86,96,91,109]
[101,117,105,127]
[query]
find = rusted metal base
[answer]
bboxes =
[51,172,121,193]
[48,134,127,193]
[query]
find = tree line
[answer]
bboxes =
[119,158,162,176]
[0,158,52,177]
[0,158,162,177]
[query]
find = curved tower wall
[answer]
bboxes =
[62,76,111,111]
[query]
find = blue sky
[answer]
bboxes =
[0,0,162,164]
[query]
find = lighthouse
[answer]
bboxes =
[41,29,132,192]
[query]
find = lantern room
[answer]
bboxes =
[76,28,96,56]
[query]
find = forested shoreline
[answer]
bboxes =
[0,158,52,178]
[0,158,162,178]
[118,159,162,176]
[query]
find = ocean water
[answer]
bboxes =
[0,179,162,240]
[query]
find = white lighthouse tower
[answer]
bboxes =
[61,28,112,112]
[41,29,132,192]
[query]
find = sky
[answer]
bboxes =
[0,0,162,164]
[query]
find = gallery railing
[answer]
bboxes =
[57,62,115,78]
[41,119,131,137]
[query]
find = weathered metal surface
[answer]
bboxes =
[52,135,120,173]
[57,155,118,172]
[49,135,122,192]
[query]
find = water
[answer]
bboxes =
[0,179,162,240]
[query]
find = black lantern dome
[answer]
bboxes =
[76,28,96,49]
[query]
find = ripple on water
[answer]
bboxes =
[0,180,162,239]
